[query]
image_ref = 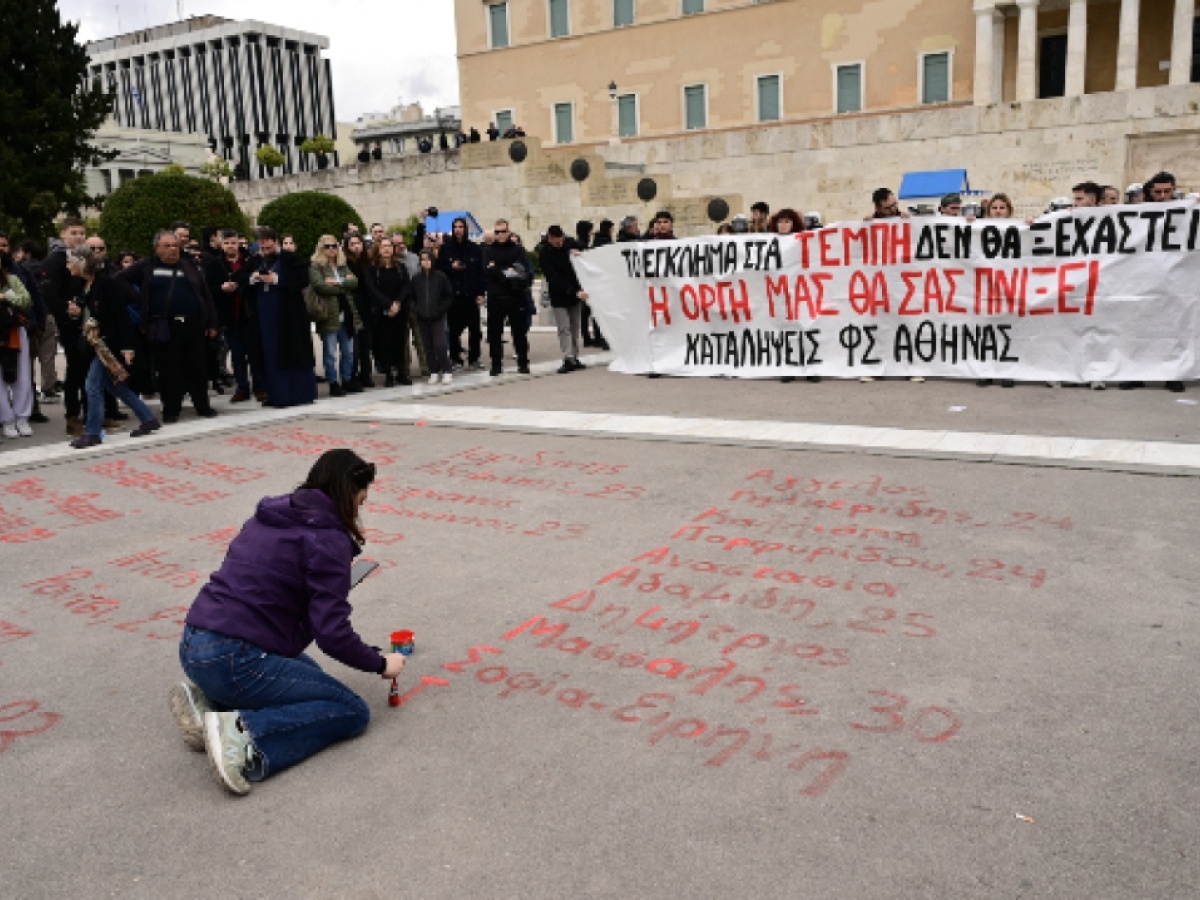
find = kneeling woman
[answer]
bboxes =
[171,449,405,795]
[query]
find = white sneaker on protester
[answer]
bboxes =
[203,711,255,796]
[169,681,213,752]
[428,373,440,385]
[15,418,32,437]
[442,372,452,385]
[1,422,17,439]
[909,376,925,383]
[859,376,876,383]
[1090,381,1106,391]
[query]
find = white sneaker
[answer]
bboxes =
[1047,381,1062,388]
[428,373,440,385]
[442,372,452,385]
[1,422,17,439]
[909,376,925,383]
[859,376,876,383]
[1090,381,1106,391]
[15,418,32,437]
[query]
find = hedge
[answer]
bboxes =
[256,192,365,259]
[98,171,248,256]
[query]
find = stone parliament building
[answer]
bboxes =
[234,0,1200,234]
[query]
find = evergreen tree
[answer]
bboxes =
[0,1,113,238]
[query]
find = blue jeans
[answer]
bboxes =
[178,626,370,781]
[321,327,354,385]
[84,356,156,436]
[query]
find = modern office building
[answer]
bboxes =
[86,15,338,180]
[455,0,1199,146]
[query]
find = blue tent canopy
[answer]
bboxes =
[424,211,483,238]
[898,169,987,199]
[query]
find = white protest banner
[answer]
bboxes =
[574,204,1200,381]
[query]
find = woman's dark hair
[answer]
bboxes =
[769,208,804,233]
[298,449,376,545]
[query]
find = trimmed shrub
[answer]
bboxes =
[257,192,365,259]
[98,170,248,256]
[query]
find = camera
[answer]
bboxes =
[961,203,983,219]
[427,206,439,219]
[257,263,271,276]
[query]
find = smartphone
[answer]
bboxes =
[350,559,380,589]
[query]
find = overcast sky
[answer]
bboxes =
[61,0,460,123]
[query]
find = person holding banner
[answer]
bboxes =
[977,195,1017,388]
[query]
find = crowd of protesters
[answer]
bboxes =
[0,168,1191,449]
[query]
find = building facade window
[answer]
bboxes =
[554,102,574,143]
[683,0,705,15]
[757,74,781,122]
[614,0,635,27]
[684,84,707,129]
[921,51,950,104]
[495,109,514,133]
[618,93,639,136]
[489,3,510,49]
[1039,33,1067,98]
[835,63,863,114]
[549,0,570,38]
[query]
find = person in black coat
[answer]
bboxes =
[410,250,454,384]
[115,230,219,423]
[537,226,589,373]
[436,218,485,370]
[204,229,263,403]
[238,227,316,408]
[482,221,532,376]
[362,240,413,386]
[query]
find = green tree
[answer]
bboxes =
[257,192,364,258]
[299,134,336,155]
[99,170,248,256]
[256,145,286,172]
[0,0,113,238]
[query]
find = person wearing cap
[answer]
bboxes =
[1125,183,1144,204]
[537,226,589,374]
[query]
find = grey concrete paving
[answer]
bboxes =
[430,366,1200,444]
[0,331,568,458]
[2,404,1199,898]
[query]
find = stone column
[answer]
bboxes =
[974,0,1004,105]
[1170,0,1196,85]
[1065,0,1089,97]
[1016,0,1039,101]
[1115,0,1141,90]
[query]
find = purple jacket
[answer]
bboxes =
[186,489,383,673]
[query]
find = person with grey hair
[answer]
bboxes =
[116,229,219,423]
[63,247,161,448]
